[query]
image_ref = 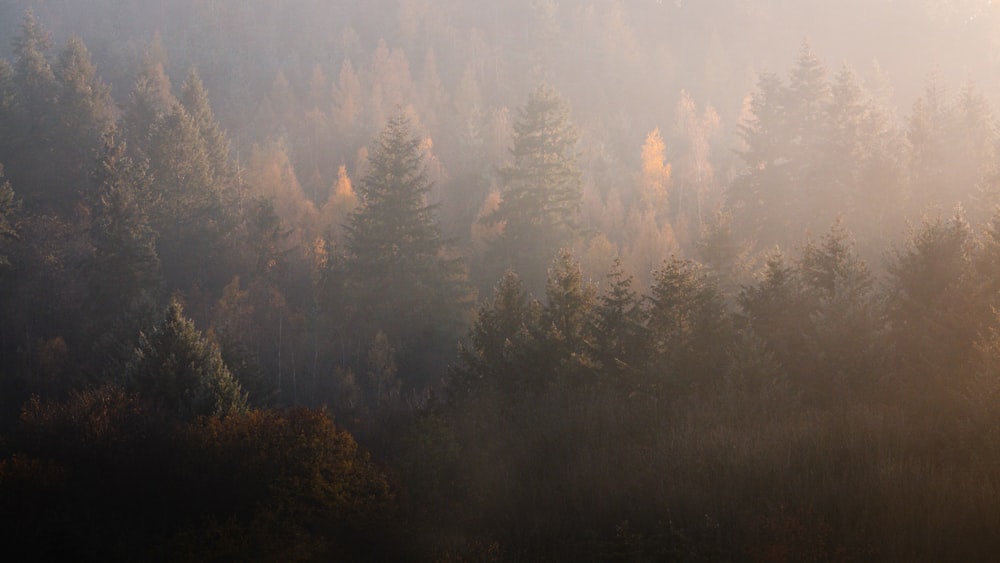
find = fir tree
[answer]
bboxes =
[179,68,234,186]
[647,257,730,392]
[484,84,582,291]
[126,299,247,419]
[589,258,647,383]
[339,112,472,383]
[51,36,114,210]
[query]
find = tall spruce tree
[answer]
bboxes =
[86,134,161,378]
[51,36,114,211]
[339,112,472,384]
[179,68,234,187]
[87,135,160,317]
[589,257,647,383]
[483,84,582,292]
[6,10,58,210]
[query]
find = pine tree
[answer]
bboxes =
[0,60,16,163]
[6,10,58,210]
[729,71,793,245]
[589,258,646,383]
[647,257,730,392]
[738,250,812,383]
[906,72,953,207]
[797,221,883,398]
[11,10,55,123]
[122,49,175,160]
[51,36,114,209]
[886,212,980,380]
[340,112,472,383]
[87,134,160,314]
[126,299,247,419]
[85,134,161,379]
[452,270,539,397]
[483,84,582,291]
[179,68,234,186]
[540,250,596,384]
[145,102,228,291]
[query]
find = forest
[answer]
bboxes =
[2,0,1000,560]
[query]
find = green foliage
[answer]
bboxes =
[336,111,472,384]
[179,67,235,186]
[541,249,597,384]
[51,35,114,207]
[647,256,731,392]
[87,135,160,311]
[452,270,540,397]
[126,299,247,419]
[589,258,647,382]
[484,84,582,291]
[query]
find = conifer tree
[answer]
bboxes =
[483,84,582,291]
[647,257,730,391]
[11,10,55,123]
[886,212,979,379]
[589,258,646,382]
[453,270,539,397]
[179,68,234,186]
[85,135,161,380]
[145,103,228,291]
[51,36,114,209]
[87,134,160,316]
[738,250,812,382]
[126,299,247,419]
[6,10,58,210]
[122,49,175,160]
[339,112,472,382]
[540,250,596,384]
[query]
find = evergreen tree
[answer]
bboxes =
[145,102,228,292]
[452,270,540,397]
[646,257,730,392]
[738,250,812,384]
[126,299,247,419]
[122,49,175,160]
[51,36,114,210]
[906,72,953,207]
[0,60,15,161]
[6,10,58,210]
[886,212,979,381]
[179,68,234,186]
[339,112,472,383]
[540,250,596,385]
[483,84,582,291]
[589,257,647,383]
[797,221,883,398]
[86,134,161,333]
[729,71,793,245]
[11,9,55,124]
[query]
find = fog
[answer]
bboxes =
[2,1,1000,560]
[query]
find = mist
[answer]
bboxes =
[1,1,1000,560]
